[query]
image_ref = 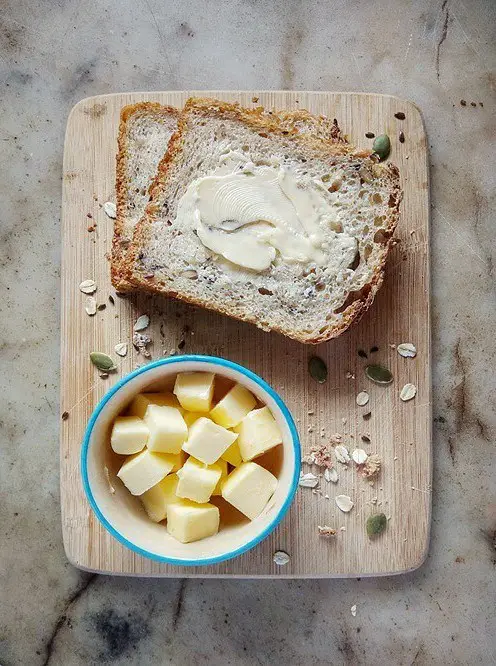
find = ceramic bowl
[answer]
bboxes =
[81,355,301,566]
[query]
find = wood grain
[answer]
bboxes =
[61,91,431,577]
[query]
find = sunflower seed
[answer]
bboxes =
[308,356,327,383]
[335,495,354,512]
[334,445,351,464]
[400,383,417,401]
[324,467,339,483]
[103,201,117,219]
[299,472,319,488]
[79,279,97,294]
[366,513,387,537]
[356,391,369,406]
[352,448,368,465]
[273,550,290,566]
[90,351,116,371]
[133,314,150,331]
[365,364,393,385]
[372,134,391,161]
[114,342,128,357]
[397,343,417,358]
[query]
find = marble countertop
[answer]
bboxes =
[1,0,495,664]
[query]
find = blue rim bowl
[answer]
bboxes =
[81,355,301,567]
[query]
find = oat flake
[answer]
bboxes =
[114,342,128,357]
[334,445,351,464]
[351,604,357,617]
[85,296,97,316]
[299,472,319,488]
[273,551,290,566]
[79,279,97,294]
[324,467,339,483]
[335,495,354,512]
[356,391,370,406]
[352,448,368,465]
[103,201,117,219]
[397,343,417,358]
[400,383,417,401]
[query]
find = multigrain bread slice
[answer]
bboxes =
[111,102,179,291]
[125,98,401,344]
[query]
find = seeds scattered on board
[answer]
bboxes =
[103,201,117,219]
[365,364,393,385]
[397,342,417,358]
[133,314,150,331]
[324,467,339,483]
[299,472,319,488]
[366,513,387,537]
[273,550,290,566]
[85,296,97,316]
[334,445,351,464]
[79,279,97,294]
[90,351,116,372]
[352,448,368,465]
[114,342,128,357]
[400,383,417,401]
[308,356,327,383]
[356,391,369,406]
[335,495,354,512]
[372,134,391,161]
[318,525,336,537]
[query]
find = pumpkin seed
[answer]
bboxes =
[90,351,116,372]
[308,356,327,383]
[133,314,150,331]
[366,513,387,537]
[79,279,97,294]
[273,550,290,566]
[397,343,417,358]
[400,383,417,401]
[372,134,391,161]
[103,201,117,219]
[335,495,354,512]
[356,391,369,406]
[365,364,393,385]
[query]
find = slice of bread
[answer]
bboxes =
[112,102,179,291]
[125,98,401,344]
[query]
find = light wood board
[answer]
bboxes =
[61,91,431,577]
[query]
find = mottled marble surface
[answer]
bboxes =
[1,0,495,664]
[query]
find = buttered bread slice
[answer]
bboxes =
[125,98,401,343]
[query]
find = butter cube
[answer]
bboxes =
[210,383,257,428]
[173,372,215,413]
[117,449,176,495]
[167,500,220,543]
[183,411,204,428]
[235,406,283,461]
[222,462,277,520]
[140,474,180,522]
[221,440,243,467]
[182,417,238,464]
[176,457,222,503]
[128,392,182,419]
[144,405,188,454]
[110,416,149,455]
[212,458,228,495]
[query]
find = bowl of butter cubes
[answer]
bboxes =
[81,355,301,566]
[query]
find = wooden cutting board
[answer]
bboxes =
[61,91,430,577]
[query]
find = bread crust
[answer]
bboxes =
[122,98,401,343]
[112,102,179,292]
